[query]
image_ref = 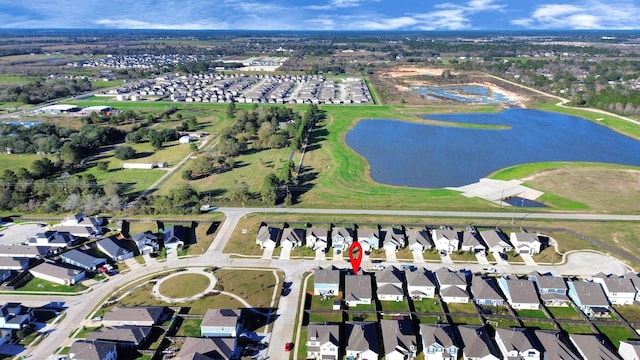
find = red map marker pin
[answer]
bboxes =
[349,242,363,275]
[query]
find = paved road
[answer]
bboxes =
[4,206,635,359]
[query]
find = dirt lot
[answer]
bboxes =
[524,167,640,213]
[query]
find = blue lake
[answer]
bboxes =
[345,109,640,188]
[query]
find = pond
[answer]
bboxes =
[411,85,518,104]
[345,109,640,188]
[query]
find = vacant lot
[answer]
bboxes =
[213,269,280,309]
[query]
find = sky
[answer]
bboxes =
[0,0,639,31]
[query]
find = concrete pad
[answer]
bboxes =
[412,250,425,263]
[332,251,343,262]
[123,257,141,271]
[476,253,490,265]
[440,253,453,264]
[261,247,274,260]
[385,248,397,262]
[492,251,509,265]
[447,178,544,203]
[315,248,325,261]
[519,253,537,266]
[280,247,291,260]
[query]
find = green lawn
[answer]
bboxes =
[521,320,556,330]
[413,299,444,313]
[213,269,281,309]
[17,277,88,293]
[485,317,520,328]
[308,312,343,323]
[423,249,442,261]
[450,315,483,326]
[547,306,583,320]
[596,325,638,349]
[449,251,478,263]
[560,323,595,334]
[445,302,478,314]
[175,318,202,337]
[515,309,548,319]
[310,295,340,311]
[157,273,210,298]
[380,300,410,313]
[614,305,640,323]
[0,153,48,172]
[348,303,377,311]
[73,326,102,338]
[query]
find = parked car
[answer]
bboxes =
[284,342,294,352]
[400,264,416,271]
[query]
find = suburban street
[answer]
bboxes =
[2,206,636,359]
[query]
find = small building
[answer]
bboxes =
[435,267,469,303]
[85,326,152,349]
[255,225,280,249]
[494,328,542,360]
[28,230,74,248]
[313,267,340,296]
[280,228,304,249]
[69,340,117,360]
[0,303,32,329]
[331,227,353,255]
[344,274,373,306]
[0,257,29,271]
[381,319,417,360]
[306,324,340,360]
[345,322,379,360]
[510,231,542,255]
[420,324,459,360]
[29,261,85,285]
[179,135,192,144]
[406,268,436,300]
[407,228,433,252]
[96,238,134,262]
[102,306,165,327]
[201,309,242,337]
[471,274,505,307]
[498,276,540,310]
[60,249,106,272]
[123,163,155,170]
[306,227,328,251]
[431,229,461,253]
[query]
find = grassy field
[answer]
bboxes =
[521,320,556,330]
[595,325,638,349]
[547,306,583,320]
[213,269,280,309]
[380,300,410,313]
[413,299,443,313]
[0,153,48,171]
[157,273,210,298]
[449,315,483,325]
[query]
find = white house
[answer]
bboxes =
[497,277,540,310]
[28,231,74,248]
[357,228,380,252]
[619,340,640,360]
[381,319,417,360]
[375,266,405,302]
[255,226,280,249]
[57,212,102,236]
[431,229,461,253]
[407,229,433,252]
[381,227,406,251]
[435,267,469,303]
[495,328,541,360]
[420,324,459,360]
[345,322,379,360]
[406,269,436,299]
[306,228,328,251]
[510,231,542,255]
[0,303,31,330]
[331,227,353,255]
[200,309,241,337]
[29,262,85,286]
[592,273,637,305]
[313,267,340,296]
[306,324,339,360]
[280,228,304,249]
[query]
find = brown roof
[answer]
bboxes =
[102,306,164,325]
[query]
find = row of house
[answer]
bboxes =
[256,225,546,255]
[306,320,638,360]
[314,267,640,318]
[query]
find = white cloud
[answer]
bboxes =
[511,0,640,29]
[95,19,229,30]
[347,16,419,30]
[306,0,379,10]
[413,9,470,30]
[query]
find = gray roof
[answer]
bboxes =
[534,330,581,360]
[306,324,339,349]
[406,269,435,288]
[281,228,304,244]
[0,245,48,257]
[569,281,609,307]
[201,309,240,328]
[458,325,500,359]
[461,231,485,248]
[595,274,637,294]
[569,334,619,360]
[345,322,378,353]
[96,238,132,260]
[332,227,353,241]
[61,249,105,268]
[314,267,340,285]
[504,279,539,305]
[435,267,467,287]
[163,225,184,244]
[256,226,280,243]
[132,231,158,243]
[30,261,84,280]
[85,326,151,346]
[512,232,540,244]
[306,227,328,239]
[381,227,405,246]
[495,328,541,359]
[419,324,457,349]
[441,286,469,299]
[345,275,373,302]
[620,340,640,358]
[375,266,404,286]
[471,275,504,301]
[0,257,28,269]
[480,229,513,250]
[380,319,416,356]
[432,229,461,242]
[178,337,236,360]
[378,283,404,297]
[69,340,116,360]
[103,306,164,325]
[406,229,432,247]
[357,228,378,240]
[529,271,567,291]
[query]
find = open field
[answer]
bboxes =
[213,269,281,309]
[158,273,210,298]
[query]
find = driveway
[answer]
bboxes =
[280,246,292,260]
[314,248,325,261]
[476,252,490,265]
[519,253,537,266]
[492,251,509,265]
[440,252,453,264]
[412,250,425,263]
[261,247,274,259]
[385,248,397,262]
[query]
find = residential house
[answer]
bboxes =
[471,275,505,307]
[406,269,437,300]
[479,228,513,254]
[528,271,570,307]
[96,238,134,262]
[177,337,239,360]
[569,334,620,360]
[381,319,417,360]
[29,261,85,285]
[28,230,74,248]
[102,306,165,327]
[458,325,501,360]
[494,328,542,360]
[306,228,329,251]
[375,266,405,302]
[60,249,106,272]
[498,276,540,310]
[460,231,486,254]
[344,274,373,306]
[625,273,640,302]
[314,267,341,296]
[255,225,280,249]
[0,257,29,271]
[69,340,117,360]
[434,267,469,303]
[132,231,159,255]
[345,322,379,360]
[306,324,340,360]
[0,303,32,329]
[162,225,185,250]
[431,229,461,253]
[381,227,406,251]
[567,281,610,317]
[619,340,640,360]
[201,309,242,337]
[419,324,459,360]
[0,330,11,347]
[281,228,304,249]
[510,231,542,255]
[58,212,103,237]
[357,228,380,252]
[407,228,433,252]
[85,326,152,349]
[0,245,49,258]
[534,330,581,360]
[592,273,637,305]
[331,227,353,255]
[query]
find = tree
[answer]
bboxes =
[226,100,237,118]
[97,161,109,171]
[261,173,279,204]
[114,145,137,160]
[31,158,55,179]
[148,130,163,149]
[192,155,214,177]
[182,169,192,180]
[190,142,198,152]
[60,142,82,167]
